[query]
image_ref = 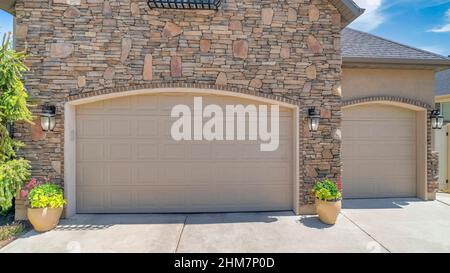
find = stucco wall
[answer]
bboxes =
[342,67,439,198]
[13,0,343,214]
[342,68,435,106]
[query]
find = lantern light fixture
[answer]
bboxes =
[307,107,320,132]
[40,104,57,132]
[431,109,444,130]
[6,122,14,137]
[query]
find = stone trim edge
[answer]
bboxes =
[66,83,301,106]
[343,95,433,110]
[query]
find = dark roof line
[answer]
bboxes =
[341,0,366,20]
[329,0,365,27]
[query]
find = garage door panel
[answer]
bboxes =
[108,165,133,185]
[78,142,105,161]
[190,143,213,159]
[343,140,416,159]
[78,185,292,213]
[345,104,415,119]
[76,93,294,213]
[136,143,158,160]
[343,104,416,199]
[77,163,106,186]
[134,95,158,110]
[77,100,105,113]
[77,118,105,138]
[158,142,187,160]
[77,190,105,212]
[109,119,133,137]
[110,190,134,209]
[242,165,291,183]
[135,166,158,184]
[109,143,133,160]
[345,159,416,177]
[104,96,132,110]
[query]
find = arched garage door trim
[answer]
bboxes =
[343,96,433,111]
[342,96,429,201]
[64,87,300,216]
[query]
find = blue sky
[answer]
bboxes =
[1,1,450,56]
[0,9,12,42]
[350,0,450,56]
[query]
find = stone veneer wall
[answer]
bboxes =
[14,0,343,214]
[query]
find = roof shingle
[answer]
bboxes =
[436,69,450,96]
[342,28,450,63]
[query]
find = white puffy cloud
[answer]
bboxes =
[429,8,450,33]
[350,0,385,31]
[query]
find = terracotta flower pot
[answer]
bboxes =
[315,198,342,225]
[27,207,63,232]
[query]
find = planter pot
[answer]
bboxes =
[315,198,342,225]
[27,207,63,232]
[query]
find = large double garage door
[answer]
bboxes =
[76,93,294,213]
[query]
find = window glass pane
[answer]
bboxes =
[442,102,450,122]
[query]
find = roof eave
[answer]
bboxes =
[343,57,450,71]
[0,0,15,15]
[435,94,450,102]
[329,0,365,27]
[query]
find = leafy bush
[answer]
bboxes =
[0,222,25,241]
[0,159,31,211]
[28,184,66,209]
[0,33,33,125]
[0,33,33,212]
[313,179,342,201]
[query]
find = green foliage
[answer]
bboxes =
[0,125,24,162]
[0,159,31,211]
[28,184,67,209]
[0,222,24,241]
[0,33,33,125]
[0,33,33,212]
[313,179,342,201]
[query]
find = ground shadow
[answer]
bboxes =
[48,211,290,231]
[185,211,285,225]
[342,198,423,210]
[298,216,334,229]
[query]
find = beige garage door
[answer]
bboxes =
[76,93,294,213]
[342,104,417,198]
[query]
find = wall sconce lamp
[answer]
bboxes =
[40,104,57,132]
[6,122,14,137]
[431,109,444,130]
[307,107,320,132]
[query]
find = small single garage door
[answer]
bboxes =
[342,104,416,199]
[76,93,294,213]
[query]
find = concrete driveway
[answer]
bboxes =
[1,197,450,253]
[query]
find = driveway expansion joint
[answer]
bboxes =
[175,215,188,253]
[437,199,450,207]
[340,212,391,253]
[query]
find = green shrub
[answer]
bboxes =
[0,33,33,125]
[28,184,67,209]
[0,33,33,212]
[0,222,25,241]
[313,179,342,201]
[0,159,30,212]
